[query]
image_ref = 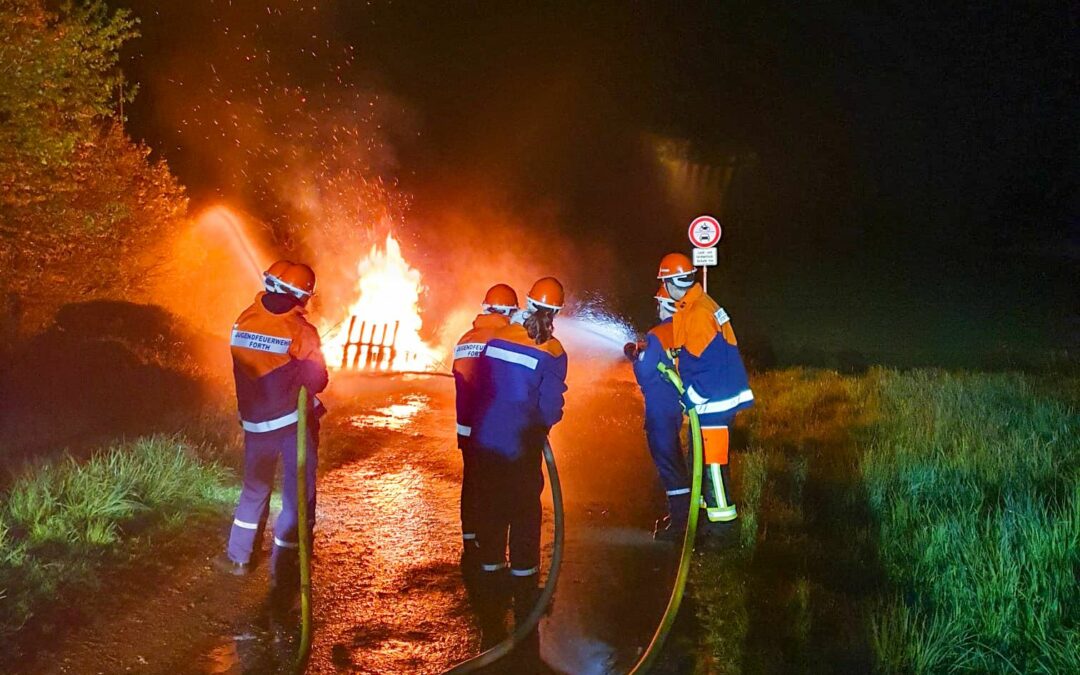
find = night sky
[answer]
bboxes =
[118,0,1077,366]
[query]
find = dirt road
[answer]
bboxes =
[18,366,691,674]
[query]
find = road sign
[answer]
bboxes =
[693,247,718,266]
[688,215,722,248]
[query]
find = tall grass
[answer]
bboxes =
[0,435,234,636]
[863,370,1080,672]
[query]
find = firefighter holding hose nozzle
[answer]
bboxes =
[625,285,692,541]
[214,260,328,608]
[452,284,520,564]
[657,252,754,540]
[472,277,568,608]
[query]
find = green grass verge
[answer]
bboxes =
[863,370,1080,673]
[0,435,235,637]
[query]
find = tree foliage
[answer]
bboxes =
[0,0,187,333]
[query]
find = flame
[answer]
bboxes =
[320,234,442,371]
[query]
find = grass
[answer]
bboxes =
[690,368,1077,672]
[862,370,1080,673]
[0,435,235,638]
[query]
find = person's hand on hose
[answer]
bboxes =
[624,341,645,361]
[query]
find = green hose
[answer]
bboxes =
[626,363,704,674]
[294,386,313,674]
[443,439,565,674]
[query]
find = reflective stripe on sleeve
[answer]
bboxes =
[233,519,259,530]
[454,342,486,360]
[686,385,708,405]
[695,389,755,415]
[456,423,472,437]
[486,346,539,370]
[230,329,292,354]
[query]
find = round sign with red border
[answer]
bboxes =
[688,215,722,248]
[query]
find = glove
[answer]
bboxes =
[623,341,646,361]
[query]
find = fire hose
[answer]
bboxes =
[295,386,314,674]
[442,439,565,675]
[626,362,704,674]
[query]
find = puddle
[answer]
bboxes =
[347,394,429,430]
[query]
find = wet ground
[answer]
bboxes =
[16,366,695,674]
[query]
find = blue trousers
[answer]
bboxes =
[459,436,481,543]
[645,409,691,526]
[227,425,318,582]
[476,446,544,577]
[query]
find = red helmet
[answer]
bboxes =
[657,252,697,288]
[278,263,316,300]
[527,277,565,311]
[264,259,292,292]
[482,283,519,313]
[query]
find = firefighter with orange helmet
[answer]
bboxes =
[452,283,520,559]
[657,252,753,535]
[472,277,568,589]
[215,260,328,600]
[625,284,690,540]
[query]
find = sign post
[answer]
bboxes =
[688,215,721,293]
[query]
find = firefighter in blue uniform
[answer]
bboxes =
[657,252,753,533]
[452,283,519,559]
[472,277,568,587]
[214,261,328,600]
[625,285,691,541]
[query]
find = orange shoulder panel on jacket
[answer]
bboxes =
[649,321,676,351]
[492,324,565,359]
[288,313,325,363]
[672,284,722,358]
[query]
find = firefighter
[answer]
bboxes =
[472,277,568,590]
[625,285,690,541]
[452,283,520,559]
[214,261,328,601]
[657,252,753,534]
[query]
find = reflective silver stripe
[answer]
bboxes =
[705,505,738,522]
[462,533,477,541]
[714,307,730,325]
[686,385,708,405]
[454,342,485,360]
[273,537,298,549]
[666,488,691,496]
[456,423,472,437]
[230,329,292,354]
[710,464,730,508]
[511,566,539,577]
[481,562,507,572]
[486,345,538,370]
[695,389,755,415]
[241,409,300,433]
[233,519,259,530]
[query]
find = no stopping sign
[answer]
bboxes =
[688,215,722,248]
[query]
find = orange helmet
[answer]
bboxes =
[527,277,565,311]
[263,259,292,292]
[657,252,697,288]
[482,283,519,314]
[655,284,677,314]
[277,263,316,300]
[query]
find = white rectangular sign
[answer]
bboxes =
[693,247,718,266]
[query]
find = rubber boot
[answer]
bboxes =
[653,491,690,542]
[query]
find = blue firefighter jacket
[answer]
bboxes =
[452,312,511,440]
[632,318,683,432]
[471,324,568,460]
[672,284,753,418]
[230,292,328,437]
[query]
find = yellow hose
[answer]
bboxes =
[626,363,704,674]
[294,386,313,673]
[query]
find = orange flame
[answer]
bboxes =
[320,234,442,371]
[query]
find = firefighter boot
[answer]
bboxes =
[654,491,691,542]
